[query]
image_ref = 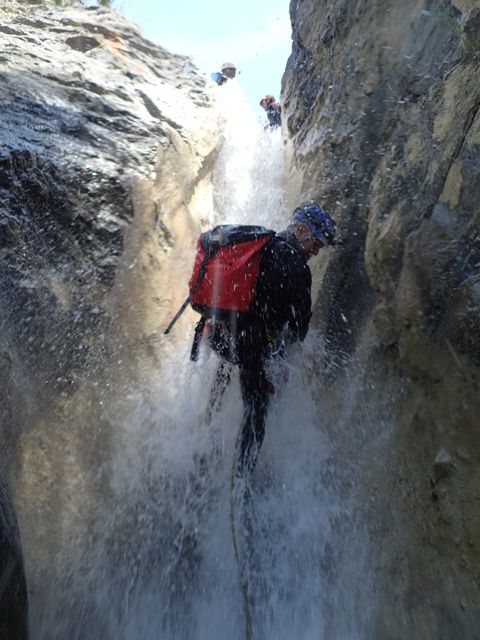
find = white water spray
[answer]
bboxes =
[210,80,288,229]
[29,80,375,640]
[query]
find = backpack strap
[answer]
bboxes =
[164,245,220,335]
[190,316,207,362]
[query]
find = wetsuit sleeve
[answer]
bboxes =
[254,238,312,345]
[286,267,312,342]
[271,240,312,342]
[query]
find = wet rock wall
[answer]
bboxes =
[0,1,218,634]
[283,0,480,636]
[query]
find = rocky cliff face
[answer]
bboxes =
[284,0,480,635]
[0,2,218,634]
[4,0,480,635]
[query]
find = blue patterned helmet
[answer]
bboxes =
[293,202,336,246]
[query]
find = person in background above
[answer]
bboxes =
[260,94,282,128]
[211,62,237,86]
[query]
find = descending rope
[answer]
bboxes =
[230,445,253,640]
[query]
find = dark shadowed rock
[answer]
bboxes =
[433,449,456,484]
[65,35,101,51]
[284,0,480,635]
[0,481,28,640]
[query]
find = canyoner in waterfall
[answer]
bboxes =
[211,61,237,86]
[165,202,336,477]
[259,94,282,129]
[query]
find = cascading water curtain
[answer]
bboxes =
[32,78,375,640]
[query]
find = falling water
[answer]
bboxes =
[24,79,381,640]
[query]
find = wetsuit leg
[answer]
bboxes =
[206,360,232,423]
[237,363,270,476]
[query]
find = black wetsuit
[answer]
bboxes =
[266,106,281,128]
[209,230,312,474]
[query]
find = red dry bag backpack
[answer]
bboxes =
[189,225,275,317]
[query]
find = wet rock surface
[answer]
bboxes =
[0,0,216,393]
[284,0,480,636]
[0,1,218,635]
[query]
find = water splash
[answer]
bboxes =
[25,80,378,640]
[209,80,288,230]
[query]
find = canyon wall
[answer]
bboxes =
[283,0,480,636]
[0,2,218,633]
[3,0,480,635]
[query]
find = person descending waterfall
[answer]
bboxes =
[211,62,237,86]
[166,202,336,477]
[259,94,282,128]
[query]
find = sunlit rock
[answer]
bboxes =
[284,0,480,634]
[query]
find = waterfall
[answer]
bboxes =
[210,81,287,230]
[25,80,375,640]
